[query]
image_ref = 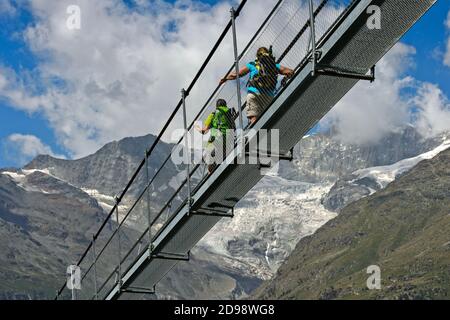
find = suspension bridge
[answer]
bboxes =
[55,0,437,300]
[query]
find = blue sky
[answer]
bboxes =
[0,0,449,168]
[401,2,450,94]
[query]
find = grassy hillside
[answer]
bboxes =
[254,148,450,300]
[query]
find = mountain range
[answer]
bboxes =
[0,126,449,299]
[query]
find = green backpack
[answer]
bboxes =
[211,106,237,137]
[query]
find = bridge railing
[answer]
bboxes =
[56,0,357,300]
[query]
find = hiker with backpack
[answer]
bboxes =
[195,99,237,174]
[220,47,294,125]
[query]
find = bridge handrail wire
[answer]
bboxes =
[56,0,358,300]
[55,0,250,299]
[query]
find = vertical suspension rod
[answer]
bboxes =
[92,235,98,300]
[144,149,153,253]
[308,0,317,76]
[181,89,192,214]
[231,7,244,145]
[115,200,122,290]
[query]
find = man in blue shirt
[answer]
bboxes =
[220,47,294,125]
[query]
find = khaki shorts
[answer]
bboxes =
[246,93,273,118]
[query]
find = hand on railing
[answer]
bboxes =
[194,123,209,135]
[219,77,228,86]
[220,65,250,86]
[280,65,294,78]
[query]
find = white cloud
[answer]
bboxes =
[320,43,417,145]
[2,134,65,166]
[445,10,450,67]
[0,0,277,158]
[1,0,448,157]
[413,83,450,137]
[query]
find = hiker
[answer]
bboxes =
[220,46,294,125]
[195,99,237,174]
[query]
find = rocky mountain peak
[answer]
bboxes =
[279,126,449,183]
[23,133,176,198]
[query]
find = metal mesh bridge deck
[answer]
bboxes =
[56,0,437,300]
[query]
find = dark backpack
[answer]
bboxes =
[247,55,279,93]
[212,106,237,134]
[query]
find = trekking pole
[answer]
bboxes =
[231,7,245,150]
[181,88,192,215]
[308,0,317,76]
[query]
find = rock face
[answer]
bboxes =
[0,134,170,300]
[322,137,450,212]
[280,126,443,183]
[254,148,450,300]
[0,172,107,299]
[25,134,176,198]
[321,176,375,212]
[158,179,337,300]
[1,126,449,299]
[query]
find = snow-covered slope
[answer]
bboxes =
[353,138,450,189]
[154,176,337,300]
[2,168,60,193]
[323,136,450,212]
[198,177,336,280]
